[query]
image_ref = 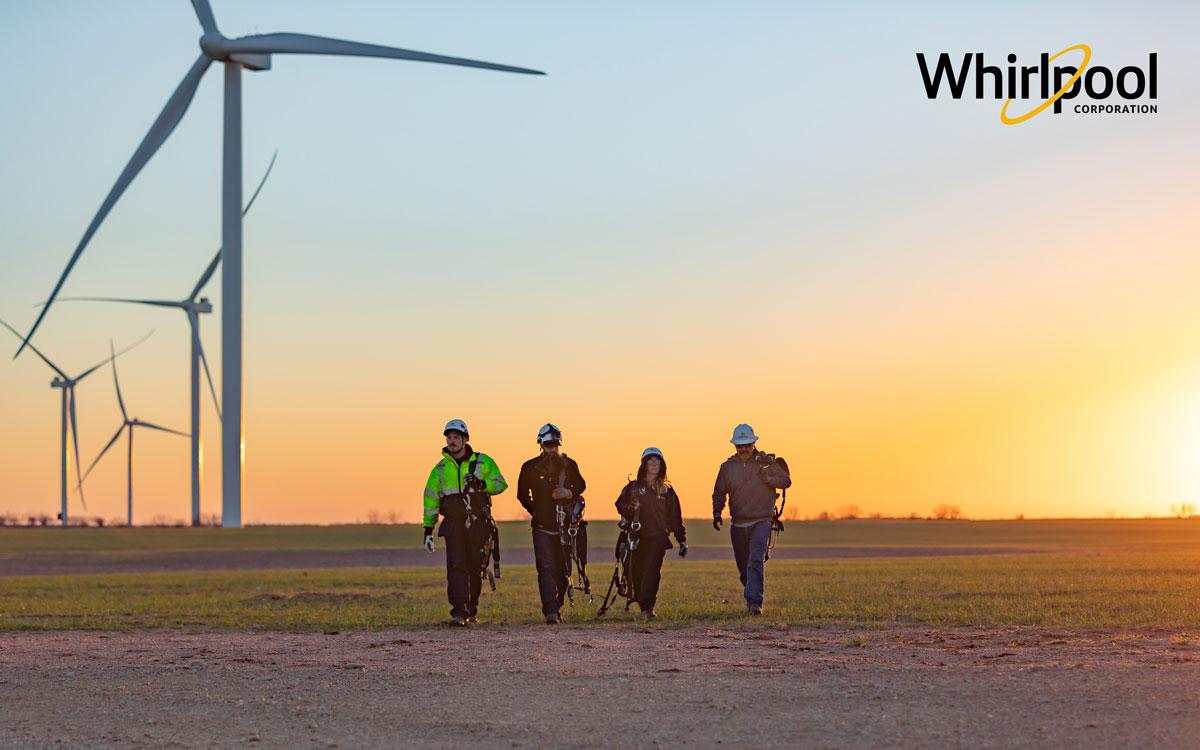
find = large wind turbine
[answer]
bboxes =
[81,342,189,527]
[49,152,277,527]
[17,1,545,527]
[0,320,152,526]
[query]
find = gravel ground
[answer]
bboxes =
[2,625,1198,749]
[0,546,1028,576]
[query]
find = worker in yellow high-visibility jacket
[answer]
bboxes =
[422,419,507,626]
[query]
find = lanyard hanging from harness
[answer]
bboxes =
[596,489,640,618]
[769,485,786,551]
[554,461,591,604]
[767,455,790,551]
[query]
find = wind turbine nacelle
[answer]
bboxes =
[231,53,272,72]
[194,300,214,314]
[199,33,271,71]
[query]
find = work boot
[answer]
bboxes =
[748,605,763,616]
[544,613,562,624]
[444,614,468,627]
[644,609,657,621]
[467,616,480,624]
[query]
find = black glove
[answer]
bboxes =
[423,527,434,553]
[712,514,723,531]
[678,542,688,558]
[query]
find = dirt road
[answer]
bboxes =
[3,625,1197,749]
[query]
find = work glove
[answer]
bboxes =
[551,487,572,501]
[678,542,689,558]
[423,527,435,553]
[712,514,723,531]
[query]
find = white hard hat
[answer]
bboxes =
[443,419,469,438]
[537,423,562,444]
[641,446,664,461]
[730,423,759,445]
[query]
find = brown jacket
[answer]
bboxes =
[712,453,791,524]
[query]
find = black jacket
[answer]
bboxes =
[616,480,686,550]
[517,453,586,531]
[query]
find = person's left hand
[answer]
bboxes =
[678,542,688,558]
[552,487,572,501]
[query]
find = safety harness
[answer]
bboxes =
[461,454,501,591]
[596,490,641,618]
[555,462,591,604]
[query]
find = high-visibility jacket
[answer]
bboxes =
[423,447,507,528]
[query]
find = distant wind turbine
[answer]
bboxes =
[47,151,277,527]
[0,320,152,527]
[81,342,189,527]
[17,0,545,527]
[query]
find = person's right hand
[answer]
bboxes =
[423,529,435,553]
[552,487,572,501]
[712,514,723,531]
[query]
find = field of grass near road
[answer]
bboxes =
[4,518,1200,554]
[4,550,1200,632]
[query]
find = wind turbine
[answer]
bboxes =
[48,152,278,527]
[0,320,152,527]
[81,342,189,527]
[17,1,545,528]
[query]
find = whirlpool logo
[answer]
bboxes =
[917,45,1158,124]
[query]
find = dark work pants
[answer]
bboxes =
[630,537,667,612]
[532,528,567,616]
[440,516,483,619]
[730,520,772,609]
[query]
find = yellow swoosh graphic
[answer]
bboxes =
[1000,44,1092,125]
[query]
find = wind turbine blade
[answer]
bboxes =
[0,318,67,380]
[189,250,223,303]
[15,54,212,358]
[135,420,190,438]
[193,325,222,421]
[75,329,155,382]
[81,423,125,484]
[43,297,183,309]
[188,150,278,301]
[242,149,278,217]
[109,340,128,421]
[222,33,545,75]
[191,0,218,34]
[68,389,88,511]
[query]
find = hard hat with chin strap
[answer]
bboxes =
[730,423,759,445]
[537,423,562,445]
[443,419,469,439]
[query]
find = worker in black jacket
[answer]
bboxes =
[615,447,687,620]
[516,423,586,623]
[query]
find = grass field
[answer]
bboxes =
[4,517,1199,552]
[3,519,1200,632]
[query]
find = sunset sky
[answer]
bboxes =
[2,1,1198,524]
